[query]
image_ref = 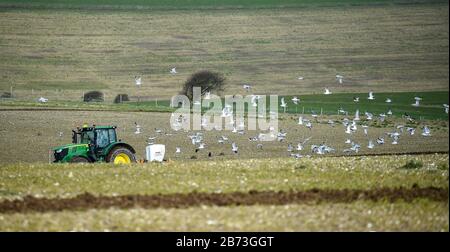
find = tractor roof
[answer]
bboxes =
[79,125,116,131]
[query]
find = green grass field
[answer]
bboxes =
[2,91,448,120]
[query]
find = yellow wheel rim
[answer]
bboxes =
[114,153,131,164]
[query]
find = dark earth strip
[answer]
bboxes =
[0,186,448,214]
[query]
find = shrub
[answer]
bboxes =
[83,91,104,102]
[181,70,225,101]
[401,159,423,169]
[113,94,130,104]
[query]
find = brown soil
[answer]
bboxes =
[0,186,447,214]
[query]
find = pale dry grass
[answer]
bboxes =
[0,201,447,231]
[0,4,448,101]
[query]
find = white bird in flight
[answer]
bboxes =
[421,126,431,137]
[170,67,177,74]
[243,84,251,92]
[134,76,142,86]
[412,97,422,107]
[385,98,392,103]
[368,91,375,100]
[298,76,304,80]
[336,74,344,84]
[291,96,300,105]
[37,97,48,103]
[443,104,449,114]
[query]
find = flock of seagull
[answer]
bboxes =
[130,72,448,159]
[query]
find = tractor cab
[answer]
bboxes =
[53,124,136,164]
[72,125,117,154]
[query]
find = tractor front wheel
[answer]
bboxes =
[107,147,136,164]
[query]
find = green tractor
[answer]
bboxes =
[52,125,136,164]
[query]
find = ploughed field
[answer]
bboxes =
[0,110,448,163]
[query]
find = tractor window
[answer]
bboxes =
[96,130,109,148]
[80,131,94,144]
[108,129,117,143]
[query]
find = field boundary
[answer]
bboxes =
[0,186,447,214]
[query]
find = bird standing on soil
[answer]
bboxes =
[232,142,238,154]
[368,91,375,100]
[134,122,141,134]
[324,88,332,95]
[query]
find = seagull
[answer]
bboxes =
[291,153,303,159]
[376,137,385,145]
[291,96,300,105]
[336,74,344,84]
[407,127,415,135]
[345,139,352,144]
[338,108,348,115]
[38,97,48,103]
[365,112,373,120]
[354,109,360,121]
[412,97,422,107]
[343,142,360,154]
[243,84,251,92]
[280,97,287,111]
[298,76,304,80]
[387,109,393,116]
[362,125,368,136]
[298,116,304,125]
[296,137,311,151]
[385,98,392,103]
[134,122,141,134]
[58,131,63,137]
[170,67,177,74]
[367,140,374,149]
[353,97,359,102]
[175,147,181,154]
[305,121,312,130]
[368,91,375,100]
[421,126,431,137]
[443,104,449,114]
[231,142,238,153]
[324,88,332,95]
[134,76,142,86]
[287,143,293,152]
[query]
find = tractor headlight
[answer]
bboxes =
[56,149,63,153]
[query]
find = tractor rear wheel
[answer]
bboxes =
[107,147,136,164]
[70,156,90,163]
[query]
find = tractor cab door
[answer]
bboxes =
[94,128,117,157]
